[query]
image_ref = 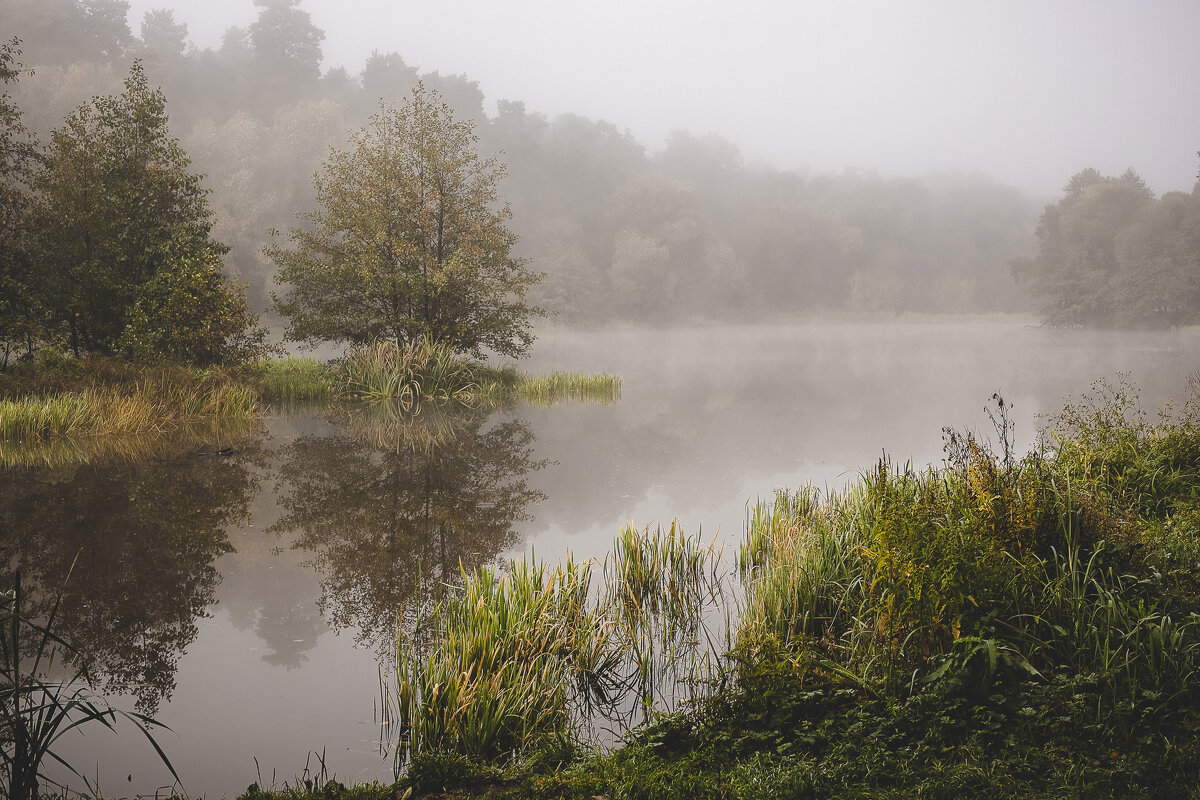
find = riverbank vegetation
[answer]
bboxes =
[0,352,258,441]
[268,377,1200,800]
[0,344,619,452]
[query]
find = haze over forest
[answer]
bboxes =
[3,0,1199,329]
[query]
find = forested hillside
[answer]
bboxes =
[0,0,1087,329]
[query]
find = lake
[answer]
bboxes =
[5,321,1199,797]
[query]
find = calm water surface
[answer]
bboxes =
[5,322,1198,797]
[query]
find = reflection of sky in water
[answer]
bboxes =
[26,323,1200,796]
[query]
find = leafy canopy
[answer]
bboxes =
[270,83,542,359]
[29,60,266,364]
[0,38,40,366]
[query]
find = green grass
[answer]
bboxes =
[0,381,257,441]
[354,378,1200,800]
[338,339,514,406]
[516,372,621,406]
[389,523,725,772]
[257,357,334,404]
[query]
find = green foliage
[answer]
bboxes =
[515,371,621,406]
[0,38,44,370]
[119,249,271,366]
[258,356,334,404]
[29,60,264,364]
[739,384,1200,705]
[270,83,543,359]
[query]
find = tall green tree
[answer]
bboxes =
[248,0,325,108]
[270,84,542,358]
[0,38,42,368]
[32,61,266,363]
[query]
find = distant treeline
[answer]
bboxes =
[2,0,1195,330]
[1014,168,1200,327]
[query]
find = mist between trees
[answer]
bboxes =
[3,0,1199,339]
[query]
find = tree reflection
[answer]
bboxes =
[0,439,262,713]
[271,403,545,655]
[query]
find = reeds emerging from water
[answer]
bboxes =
[394,558,610,763]
[339,340,512,406]
[517,372,621,406]
[257,357,334,404]
[392,523,728,767]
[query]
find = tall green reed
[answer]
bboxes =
[257,356,334,405]
[339,339,504,406]
[516,372,621,406]
[392,523,730,768]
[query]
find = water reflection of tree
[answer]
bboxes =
[271,404,545,655]
[0,441,261,713]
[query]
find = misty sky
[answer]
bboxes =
[123,0,1200,197]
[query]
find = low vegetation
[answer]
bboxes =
[390,522,724,770]
[256,356,334,405]
[274,340,619,409]
[0,353,258,441]
[293,376,1200,800]
[0,342,619,453]
[516,371,621,406]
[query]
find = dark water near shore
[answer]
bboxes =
[4,322,1199,797]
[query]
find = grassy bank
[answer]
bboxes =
[250,377,1200,800]
[0,342,621,446]
[0,372,257,441]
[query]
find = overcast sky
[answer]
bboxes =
[123,0,1200,197]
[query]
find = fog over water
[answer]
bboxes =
[121,0,1200,195]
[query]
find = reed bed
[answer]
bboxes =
[338,340,511,406]
[0,381,256,441]
[257,356,334,404]
[394,558,615,764]
[393,523,729,768]
[516,372,621,406]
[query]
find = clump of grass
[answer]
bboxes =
[394,557,613,765]
[517,372,621,406]
[392,524,728,769]
[339,339,508,406]
[258,357,334,405]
